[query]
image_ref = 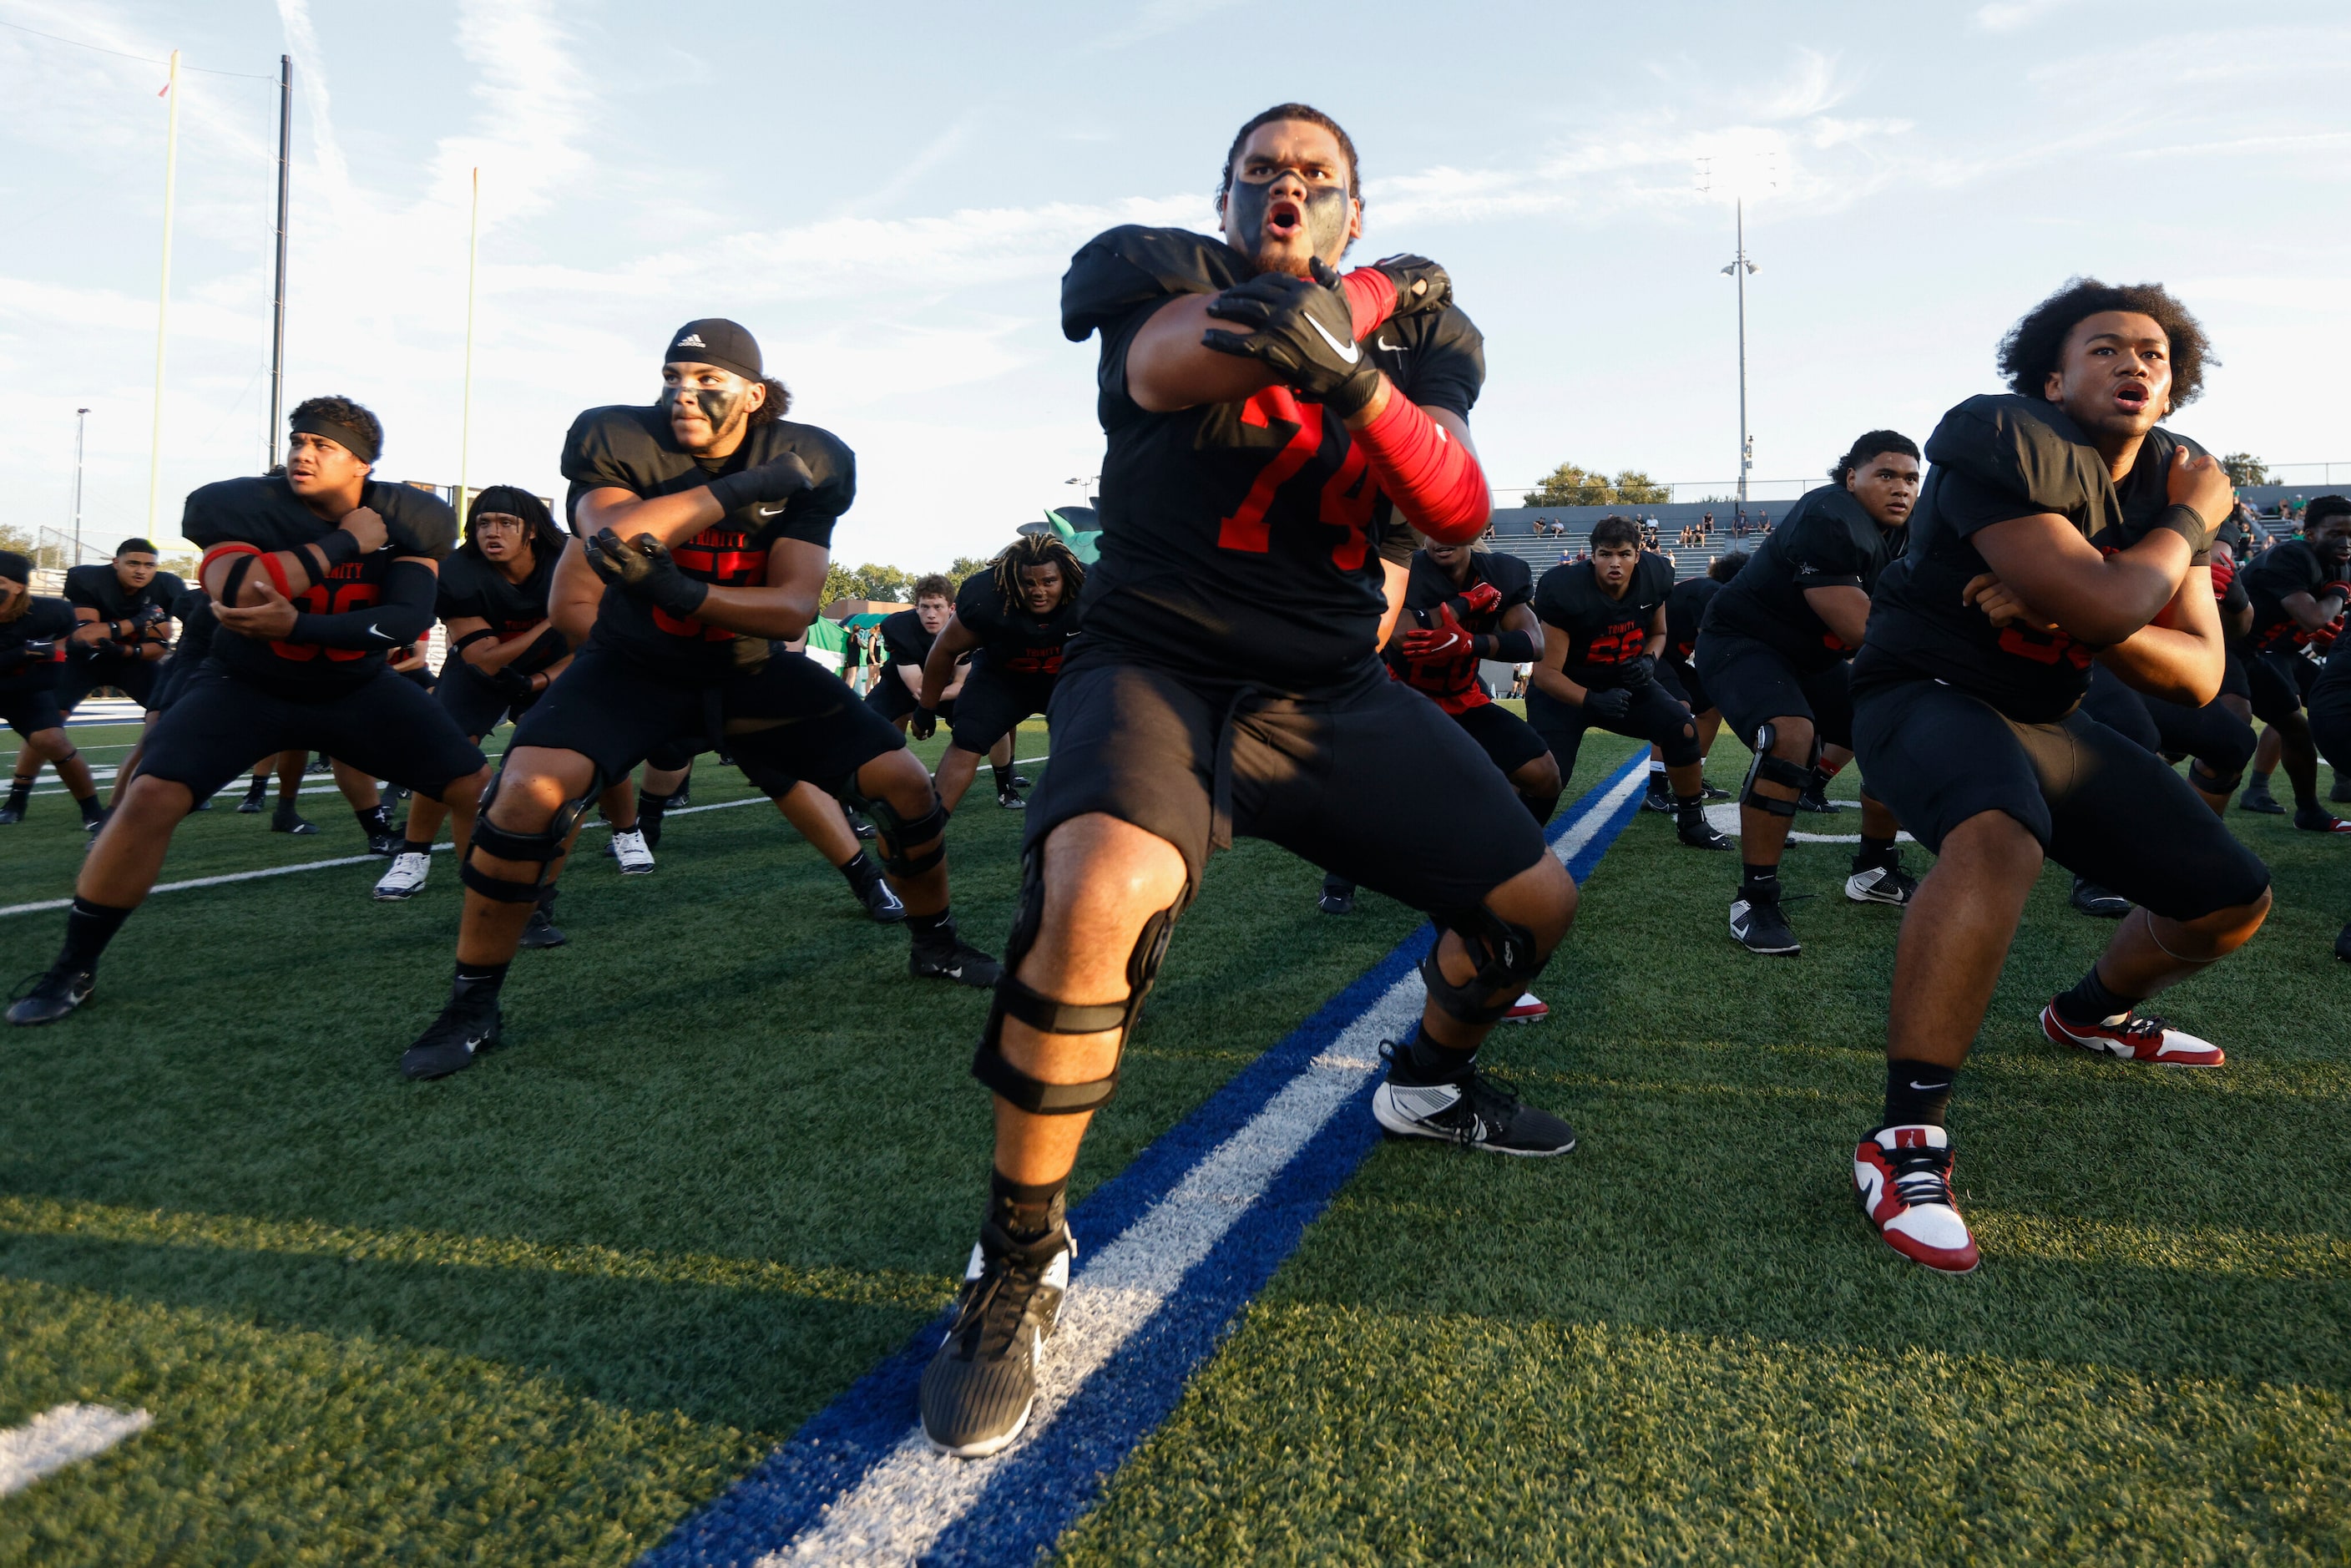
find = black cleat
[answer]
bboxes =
[7,965,94,1026]
[270,805,317,835]
[1700,776,1732,802]
[365,830,402,857]
[1794,780,1842,813]
[1372,1040,1577,1156]
[1641,779,1673,814]
[2238,780,2285,814]
[997,787,1027,811]
[1011,773,1033,790]
[910,926,1001,988]
[236,783,269,813]
[1846,860,1919,904]
[0,803,23,827]
[2292,804,2351,835]
[1676,807,1732,850]
[849,813,876,841]
[83,809,109,837]
[2070,876,2131,918]
[399,998,503,1080]
[919,1219,1074,1458]
[857,874,907,923]
[518,900,567,949]
[1730,892,1801,955]
[1317,876,1357,916]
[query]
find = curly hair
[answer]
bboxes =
[1996,277,2216,409]
[1589,514,1642,551]
[463,484,564,564]
[1829,430,1919,485]
[1216,103,1362,212]
[1708,550,1751,584]
[748,376,791,426]
[991,534,1084,612]
[911,572,953,603]
[290,393,384,458]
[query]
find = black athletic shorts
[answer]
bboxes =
[1696,628,1854,751]
[58,655,158,713]
[1525,679,1701,780]
[1451,701,1551,776]
[145,655,195,715]
[951,662,1055,754]
[437,662,516,740]
[1852,672,2269,922]
[508,641,904,802]
[1658,655,1712,716]
[866,671,920,722]
[1,686,63,740]
[2081,664,2257,783]
[1025,651,1548,909]
[2221,647,2252,702]
[2247,649,2322,726]
[136,660,487,803]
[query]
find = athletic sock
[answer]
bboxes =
[1401,1023,1479,1085]
[2053,964,2137,1026]
[988,1168,1068,1244]
[450,959,510,1008]
[1883,1058,1957,1129]
[1740,862,1781,900]
[75,793,104,826]
[1809,764,1839,797]
[908,907,955,945]
[991,762,1014,796]
[242,776,267,801]
[2248,767,2273,791]
[58,897,132,974]
[355,805,391,839]
[636,789,670,849]
[1854,833,1898,873]
[837,849,883,893]
[5,778,30,811]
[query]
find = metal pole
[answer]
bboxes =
[458,167,479,518]
[1735,200,1749,507]
[147,49,181,533]
[269,53,291,470]
[72,408,88,564]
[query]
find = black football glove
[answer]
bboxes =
[131,603,171,642]
[909,706,938,741]
[584,530,710,620]
[706,450,817,518]
[0,638,51,672]
[489,665,535,704]
[1616,653,1656,690]
[1201,258,1383,418]
[1581,685,1634,723]
[1358,253,1450,320]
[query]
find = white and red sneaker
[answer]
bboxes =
[1853,1125,1979,1274]
[2040,1003,2224,1067]
[1499,993,1548,1024]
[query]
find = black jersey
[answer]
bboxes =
[437,546,564,675]
[1862,395,2205,721]
[2244,539,2346,653]
[560,404,856,683]
[877,608,936,673]
[181,475,458,699]
[65,562,185,654]
[1061,225,1480,690]
[1704,484,1904,673]
[1532,551,1675,689]
[168,584,215,667]
[1664,576,1719,665]
[954,569,1081,677]
[1388,548,1532,714]
[0,596,74,694]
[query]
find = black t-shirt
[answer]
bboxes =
[1704,484,1904,673]
[560,404,856,683]
[437,546,564,675]
[64,563,185,662]
[1532,551,1676,689]
[1388,548,1532,713]
[181,475,458,698]
[0,596,75,695]
[1861,394,2205,721]
[2244,540,2343,652]
[953,570,1082,677]
[1061,225,1480,690]
[1664,576,1719,665]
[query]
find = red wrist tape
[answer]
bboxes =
[1351,390,1491,544]
[1341,269,1398,340]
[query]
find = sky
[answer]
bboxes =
[1,0,2346,570]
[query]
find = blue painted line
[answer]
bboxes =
[638,749,1651,1568]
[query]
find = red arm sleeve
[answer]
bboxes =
[1341,269,1398,340]
[1349,387,1492,544]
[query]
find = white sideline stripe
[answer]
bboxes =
[0,1405,151,1496]
[760,761,1645,1567]
[0,752,1054,919]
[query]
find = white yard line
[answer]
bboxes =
[0,1405,151,1496]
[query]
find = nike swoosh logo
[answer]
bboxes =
[368,623,392,641]
[1908,1081,1944,1091]
[1376,336,1398,351]
[756,503,787,517]
[1305,315,1359,363]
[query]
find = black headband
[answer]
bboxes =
[290,413,379,465]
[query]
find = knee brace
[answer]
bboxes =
[2187,759,2243,797]
[971,851,1180,1115]
[1740,722,1818,817]
[847,784,949,878]
[458,767,595,903]
[1420,903,1550,1027]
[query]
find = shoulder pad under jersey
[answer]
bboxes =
[372,482,460,561]
[1924,394,2111,519]
[180,476,301,550]
[1062,225,1249,342]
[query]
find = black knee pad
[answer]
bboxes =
[847,783,948,878]
[459,766,595,903]
[971,849,1181,1115]
[1740,722,1815,816]
[1420,903,1550,1027]
[2187,760,2243,797]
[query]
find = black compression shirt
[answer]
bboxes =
[954,570,1082,676]
[0,596,74,695]
[437,546,564,675]
[1062,225,1482,690]
[560,404,855,683]
[1704,484,1904,673]
[1532,551,1675,690]
[1388,549,1531,713]
[181,475,457,698]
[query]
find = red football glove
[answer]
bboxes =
[2208,555,2236,599]
[1456,581,1504,619]
[1401,603,1479,670]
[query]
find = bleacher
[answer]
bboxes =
[1483,503,1769,581]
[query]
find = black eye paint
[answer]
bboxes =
[659,384,742,432]
[1228,174,1348,262]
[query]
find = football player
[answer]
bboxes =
[1846,281,2270,1274]
[2237,496,2351,832]
[0,552,98,827]
[1642,549,1742,812]
[914,534,1084,812]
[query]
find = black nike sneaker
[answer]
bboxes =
[1730,890,1801,955]
[399,997,503,1080]
[853,871,906,923]
[1846,857,1919,905]
[1012,773,1033,790]
[2292,804,2351,835]
[1641,776,1673,813]
[919,1217,1074,1457]
[1795,779,1842,813]
[7,965,94,1026]
[0,802,25,827]
[1700,776,1732,802]
[2070,876,2130,918]
[849,812,876,841]
[270,803,317,835]
[997,785,1027,811]
[1317,875,1357,915]
[1371,1039,1577,1156]
[236,778,269,813]
[2238,779,2284,814]
[1676,805,1732,850]
[518,890,567,950]
[910,923,1002,988]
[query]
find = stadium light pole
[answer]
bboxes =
[268,53,291,471]
[458,167,480,519]
[147,48,182,534]
[1720,199,1758,504]
[72,407,89,564]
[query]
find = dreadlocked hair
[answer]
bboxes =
[991,533,1084,612]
